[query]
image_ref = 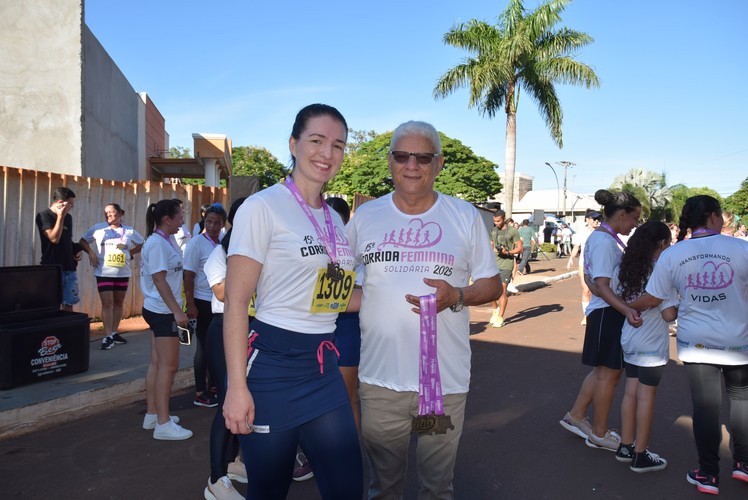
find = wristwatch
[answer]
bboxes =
[450,287,464,313]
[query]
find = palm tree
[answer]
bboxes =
[610,168,673,220]
[434,0,599,217]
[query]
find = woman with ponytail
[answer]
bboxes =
[140,198,193,441]
[630,195,748,495]
[560,189,642,453]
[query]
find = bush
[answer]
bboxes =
[539,243,557,253]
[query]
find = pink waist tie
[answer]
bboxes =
[316,340,340,374]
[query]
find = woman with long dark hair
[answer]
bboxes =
[616,221,675,472]
[630,195,748,494]
[140,198,192,440]
[560,189,642,452]
[222,104,363,499]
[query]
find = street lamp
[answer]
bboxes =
[545,162,560,218]
[556,160,576,218]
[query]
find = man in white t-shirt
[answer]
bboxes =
[347,121,500,499]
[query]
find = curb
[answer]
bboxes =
[0,368,193,440]
[514,270,578,293]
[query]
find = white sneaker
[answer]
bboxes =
[142,413,180,430]
[489,309,500,326]
[507,283,519,294]
[226,457,247,484]
[204,476,243,500]
[153,420,193,440]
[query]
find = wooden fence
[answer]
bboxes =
[0,166,228,320]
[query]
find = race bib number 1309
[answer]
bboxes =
[309,269,355,313]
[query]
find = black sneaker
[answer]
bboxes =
[111,332,127,344]
[630,450,667,473]
[615,443,635,463]
[733,461,748,483]
[100,337,114,350]
[194,392,218,408]
[686,467,719,495]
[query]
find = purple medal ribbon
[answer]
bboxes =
[418,294,445,416]
[283,176,337,264]
[154,228,181,253]
[202,232,219,248]
[691,228,719,237]
[600,222,627,250]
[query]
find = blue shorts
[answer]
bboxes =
[62,271,80,306]
[334,312,361,367]
[246,320,349,433]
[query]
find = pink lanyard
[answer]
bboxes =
[283,176,337,264]
[154,229,181,253]
[202,232,219,248]
[418,294,445,416]
[600,222,627,250]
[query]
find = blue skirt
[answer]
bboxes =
[246,319,349,433]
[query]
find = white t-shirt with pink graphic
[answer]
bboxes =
[228,183,355,334]
[346,193,499,394]
[646,234,748,364]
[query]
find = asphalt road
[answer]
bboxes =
[1,277,745,499]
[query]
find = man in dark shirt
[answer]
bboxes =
[35,187,83,311]
[543,222,554,244]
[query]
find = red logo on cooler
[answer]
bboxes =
[38,336,62,356]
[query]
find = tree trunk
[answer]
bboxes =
[504,111,517,218]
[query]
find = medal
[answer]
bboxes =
[411,294,454,435]
[326,261,343,282]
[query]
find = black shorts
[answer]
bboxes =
[624,362,666,387]
[582,307,624,369]
[95,276,129,293]
[142,308,178,338]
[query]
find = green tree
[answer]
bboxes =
[169,146,192,158]
[326,131,501,202]
[668,185,723,224]
[610,168,672,221]
[434,0,600,217]
[724,177,748,220]
[231,146,287,189]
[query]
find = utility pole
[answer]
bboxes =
[556,161,575,218]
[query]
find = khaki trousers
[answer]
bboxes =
[359,382,467,500]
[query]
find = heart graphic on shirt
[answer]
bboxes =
[378,218,442,250]
[685,260,734,290]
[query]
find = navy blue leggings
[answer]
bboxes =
[194,298,215,393]
[240,403,363,500]
[206,314,240,482]
[684,362,748,474]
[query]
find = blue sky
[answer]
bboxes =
[85,0,747,197]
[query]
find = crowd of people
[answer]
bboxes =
[34,103,747,499]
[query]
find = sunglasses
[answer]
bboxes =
[390,151,440,165]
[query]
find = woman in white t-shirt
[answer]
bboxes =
[560,189,642,453]
[222,104,362,498]
[140,199,193,441]
[79,203,144,350]
[630,195,748,494]
[567,210,602,324]
[616,221,675,472]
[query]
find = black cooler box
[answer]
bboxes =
[0,265,90,390]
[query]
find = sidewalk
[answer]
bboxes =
[0,256,578,440]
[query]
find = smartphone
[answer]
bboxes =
[176,323,193,346]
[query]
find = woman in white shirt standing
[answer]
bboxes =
[140,198,193,441]
[630,195,748,495]
[560,189,642,452]
[80,203,144,350]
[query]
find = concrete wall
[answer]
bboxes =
[82,26,140,182]
[0,0,84,175]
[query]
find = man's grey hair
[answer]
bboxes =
[390,121,441,153]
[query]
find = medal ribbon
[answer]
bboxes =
[600,222,627,250]
[691,228,719,237]
[418,294,445,416]
[154,228,181,253]
[283,176,337,264]
[202,232,219,248]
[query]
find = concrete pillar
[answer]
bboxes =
[204,158,220,187]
